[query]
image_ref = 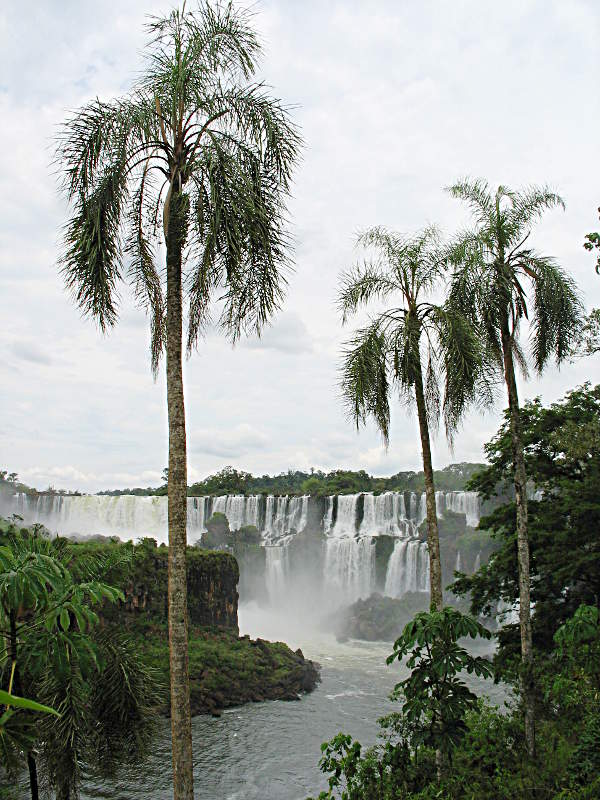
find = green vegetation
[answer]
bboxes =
[127,619,319,717]
[453,384,600,671]
[447,178,583,755]
[583,206,600,274]
[307,385,600,799]
[94,463,486,498]
[0,521,159,800]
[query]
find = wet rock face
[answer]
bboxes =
[186,551,239,631]
[113,544,239,632]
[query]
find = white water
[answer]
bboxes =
[263,495,308,542]
[384,539,430,597]
[8,489,479,542]
[5,489,481,607]
[77,605,502,800]
[359,492,414,538]
[324,537,375,606]
[265,545,289,606]
[327,494,359,538]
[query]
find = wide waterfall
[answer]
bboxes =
[5,488,480,610]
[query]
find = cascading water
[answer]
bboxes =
[4,488,482,608]
[265,545,289,605]
[328,494,359,538]
[384,538,429,597]
[324,537,375,606]
[443,491,480,527]
[359,492,414,538]
[264,495,308,542]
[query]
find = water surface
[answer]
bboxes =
[80,606,503,800]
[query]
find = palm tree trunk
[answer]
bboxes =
[414,364,443,612]
[165,189,194,800]
[501,332,535,758]
[414,361,444,780]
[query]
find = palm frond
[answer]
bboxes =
[60,157,128,330]
[446,178,493,227]
[187,132,292,347]
[340,321,391,445]
[429,306,485,442]
[507,185,565,242]
[523,253,583,371]
[125,167,165,374]
[337,262,398,323]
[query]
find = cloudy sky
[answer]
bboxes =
[1,0,599,492]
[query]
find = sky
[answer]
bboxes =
[1,0,599,493]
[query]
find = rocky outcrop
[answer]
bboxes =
[324,592,429,642]
[75,537,320,716]
[103,539,239,632]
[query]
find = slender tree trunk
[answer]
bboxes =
[165,189,194,799]
[414,363,444,781]
[501,332,535,758]
[413,365,443,611]
[9,611,39,800]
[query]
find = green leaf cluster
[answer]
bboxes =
[0,523,160,797]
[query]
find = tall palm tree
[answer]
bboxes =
[338,227,485,612]
[55,4,300,797]
[446,178,582,757]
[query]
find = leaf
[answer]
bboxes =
[0,690,60,717]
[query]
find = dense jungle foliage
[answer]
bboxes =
[307,384,600,799]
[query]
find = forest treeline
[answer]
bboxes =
[95,462,484,498]
[1,463,484,500]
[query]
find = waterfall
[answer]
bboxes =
[324,537,375,605]
[418,542,430,592]
[359,492,413,537]
[444,491,480,527]
[189,496,210,534]
[265,545,289,605]
[212,494,261,531]
[263,495,308,542]
[474,551,481,571]
[329,494,359,538]
[323,497,334,534]
[435,491,445,516]
[384,540,408,597]
[417,493,427,525]
[409,492,418,522]
[384,539,429,598]
[5,489,481,605]
[455,551,462,572]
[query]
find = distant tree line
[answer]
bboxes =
[95,462,485,498]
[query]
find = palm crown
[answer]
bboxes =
[446,178,582,375]
[339,226,485,445]
[56,1,300,373]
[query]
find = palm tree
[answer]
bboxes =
[338,226,485,612]
[446,178,582,757]
[55,3,300,797]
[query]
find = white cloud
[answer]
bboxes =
[190,424,269,460]
[243,312,315,354]
[0,0,599,492]
[10,340,53,365]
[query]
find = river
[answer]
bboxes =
[79,605,503,800]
